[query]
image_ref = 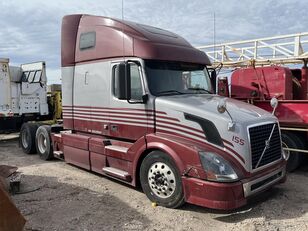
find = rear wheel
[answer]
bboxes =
[20,123,39,154]
[281,132,304,172]
[140,151,184,208]
[35,125,53,160]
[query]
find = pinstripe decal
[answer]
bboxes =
[62,105,245,164]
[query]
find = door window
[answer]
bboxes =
[113,63,143,100]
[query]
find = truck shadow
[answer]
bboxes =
[12,174,150,231]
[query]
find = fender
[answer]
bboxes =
[145,141,186,172]
[130,133,204,186]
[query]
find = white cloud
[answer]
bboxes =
[0,0,307,83]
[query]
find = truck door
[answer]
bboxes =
[73,62,111,135]
[20,62,48,115]
[109,61,153,141]
[0,60,11,116]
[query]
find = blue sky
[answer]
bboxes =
[0,0,307,84]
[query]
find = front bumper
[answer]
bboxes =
[182,165,286,210]
[243,167,286,198]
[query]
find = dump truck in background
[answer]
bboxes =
[19,14,287,210]
[198,32,308,172]
[0,59,61,132]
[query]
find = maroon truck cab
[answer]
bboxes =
[20,14,287,211]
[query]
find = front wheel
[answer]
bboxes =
[140,151,185,208]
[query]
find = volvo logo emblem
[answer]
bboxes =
[265,139,270,149]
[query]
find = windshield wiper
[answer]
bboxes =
[187,87,212,94]
[156,90,185,96]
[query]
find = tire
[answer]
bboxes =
[20,123,39,154]
[35,125,53,160]
[281,132,304,172]
[140,151,185,208]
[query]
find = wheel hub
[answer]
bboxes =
[148,162,176,199]
[38,133,47,153]
[154,173,165,186]
[21,131,29,148]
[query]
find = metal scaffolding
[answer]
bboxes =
[197,32,308,68]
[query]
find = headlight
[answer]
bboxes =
[199,152,238,182]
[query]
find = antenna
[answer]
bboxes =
[121,0,125,61]
[213,12,216,64]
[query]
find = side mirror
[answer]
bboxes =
[217,98,235,131]
[115,62,131,100]
[217,98,227,113]
[217,77,230,97]
[270,97,278,115]
[209,69,217,93]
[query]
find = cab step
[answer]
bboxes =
[102,167,131,182]
[104,145,128,153]
[53,150,64,159]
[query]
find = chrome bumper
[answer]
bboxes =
[243,167,286,198]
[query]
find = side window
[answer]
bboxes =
[184,70,209,89]
[22,71,29,82]
[113,65,120,98]
[21,70,42,83]
[33,70,42,82]
[79,32,96,50]
[27,71,36,83]
[113,63,143,101]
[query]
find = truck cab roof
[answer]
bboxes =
[61,14,210,67]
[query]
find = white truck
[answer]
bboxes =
[0,59,49,131]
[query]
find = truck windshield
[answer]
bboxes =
[145,60,212,96]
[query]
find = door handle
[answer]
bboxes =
[85,71,89,85]
[110,124,118,131]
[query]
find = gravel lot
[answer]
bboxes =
[1,137,308,231]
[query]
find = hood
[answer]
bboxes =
[154,94,279,172]
[155,94,275,124]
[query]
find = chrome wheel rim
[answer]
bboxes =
[282,141,290,161]
[37,133,47,153]
[147,162,176,198]
[21,131,29,148]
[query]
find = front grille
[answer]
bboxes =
[249,123,281,170]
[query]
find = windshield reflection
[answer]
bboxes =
[145,60,212,96]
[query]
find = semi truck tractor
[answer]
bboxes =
[0,59,62,133]
[0,59,49,131]
[20,14,287,210]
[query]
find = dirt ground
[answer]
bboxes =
[1,138,308,231]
